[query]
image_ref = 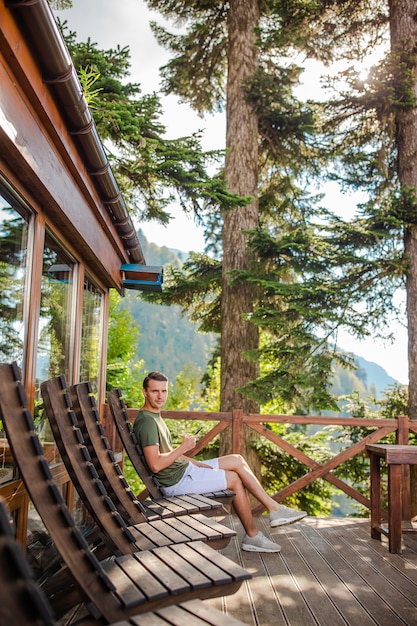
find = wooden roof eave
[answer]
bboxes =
[4,0,145,268]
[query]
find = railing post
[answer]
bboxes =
[231,409,244,455]
[396,415,409,445]
[396,414,411,519]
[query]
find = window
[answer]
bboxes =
[80,276,103,394]
[36,232,75,388]
[0,184,31,483]
[0,186,30,366]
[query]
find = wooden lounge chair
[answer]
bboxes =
[0,362,251,622]
[0,497,248,626]
[40,376,234,551]
[107,388,235,507]
[0,496,56,626]
[70,380,227,521]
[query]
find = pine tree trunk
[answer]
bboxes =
[221,0,260,414]
[389,0,417,514]
[220,0,260,479]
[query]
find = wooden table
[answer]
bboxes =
[366,444,417,553]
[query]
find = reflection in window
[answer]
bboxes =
[80,277,103,394]
[36,233,75,389]
[0,189,30,366]
[0,186,30,484]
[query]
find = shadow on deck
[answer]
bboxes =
[206,513,417,626]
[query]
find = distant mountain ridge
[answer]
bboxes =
[132,230,401,398]
[355,355,398,395]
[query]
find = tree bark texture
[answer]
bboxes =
[389,0,417,416]
[389,0,417,514]
[221,0,260,415]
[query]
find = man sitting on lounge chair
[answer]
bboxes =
[133,372,307,554]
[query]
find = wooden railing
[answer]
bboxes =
[2,407,417,546]
[102,406,417,516]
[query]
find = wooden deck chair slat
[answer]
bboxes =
[0,363,251,623]
[107,389,235,507]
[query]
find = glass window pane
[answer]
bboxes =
[0,188,30,366]
[80,277,103,394]
[0,186,30,485]
[36,232,75,388]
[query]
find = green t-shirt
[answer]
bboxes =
[133,408,189,487]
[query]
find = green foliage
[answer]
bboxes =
[244,65,318,163]
[232,189,406,410]
[106,290,146,406]
[330,392,380,510]
[332,365,367,399]
[251,423,336,515]
[390,186,417,225]
[147,1,228,114]
[0,211,28,364]
[170,367,214,414]
[77,66,102,108]
[199,355,221,412]
[123,454,146,495]
[120,233,218,385]
[107,291,139,364]
[120,291,216,386]
[368,45,417,115]
[163,365,208,411]
[53,1,395,420]
[258,0,387,63]
[379,382,409,419]
[59,22,244,225]
[144,251,222,334]
[226,220,357,412]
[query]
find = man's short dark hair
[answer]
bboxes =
[143,371,168,389]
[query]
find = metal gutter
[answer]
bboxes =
[5,0,145,264]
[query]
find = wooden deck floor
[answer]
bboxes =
[205,513,417,626]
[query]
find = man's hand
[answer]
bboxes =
[144,432,208,473]
[181,433,198,453]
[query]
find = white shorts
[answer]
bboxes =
[160,458,227,497]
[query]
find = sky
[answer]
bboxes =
[55,0,409,385]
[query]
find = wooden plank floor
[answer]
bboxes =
[205,513,417,626]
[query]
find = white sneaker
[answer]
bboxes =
[242,531,281,553]
[270,505,307,528]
